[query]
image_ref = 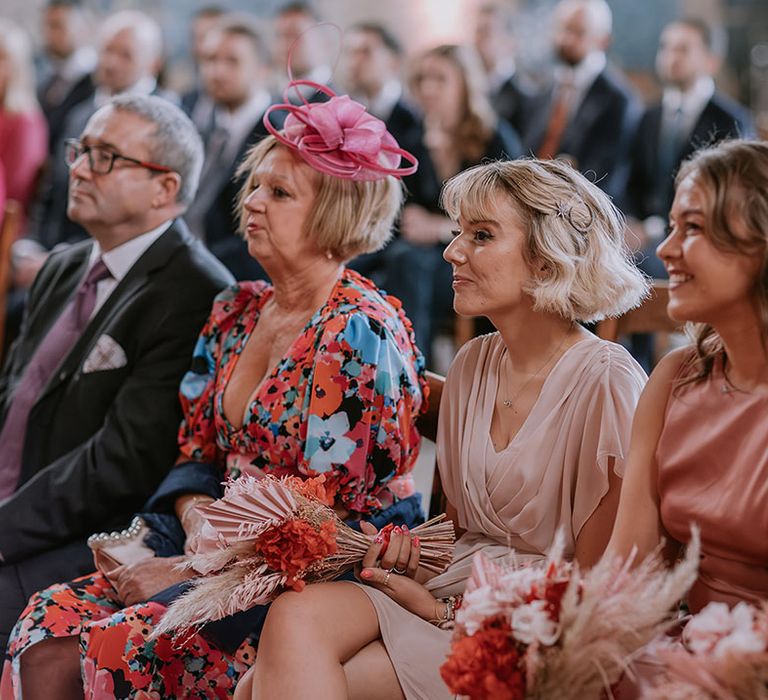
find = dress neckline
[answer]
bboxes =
[488,335,597,454]
[218,272,347,433]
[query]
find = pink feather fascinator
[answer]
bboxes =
[263,79,418,181]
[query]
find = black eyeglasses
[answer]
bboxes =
[64,139,174,175]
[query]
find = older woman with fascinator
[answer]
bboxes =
[3,82,425,700]
[237,158,649,699]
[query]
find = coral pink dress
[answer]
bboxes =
[0,109,47,232]
[357,333,647,699]
[657,355,768,612]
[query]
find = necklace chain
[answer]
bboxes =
[501,333,570,410]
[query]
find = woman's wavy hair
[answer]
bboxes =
[674,140,768,387]
[408,44,497,165]
[441,157,649,323]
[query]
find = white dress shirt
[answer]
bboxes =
[553,51,607,115]
[87,220,172,317]
[661,76,715,139]
[213,89,272,162]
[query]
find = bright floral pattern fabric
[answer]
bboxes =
[2,574,257,699]
[178,267,426,513]
[1,268,426,699]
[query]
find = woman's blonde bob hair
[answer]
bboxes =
[674,139,768,386]
[441,158,649,323]
[236,135,404,261]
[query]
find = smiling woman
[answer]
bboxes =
[608,138,768,620]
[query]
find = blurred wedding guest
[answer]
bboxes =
[473,1,535,137]
[393,44,522,358]
[180,5,226,133]
[272,2,332,102]
[30,10,174,254]
[624,18,755,279]
[525,0,640,199]
[343,23,438,283]
[0,94,233,650]
[0,19,48,234]
[184,15,275,280]
[36,0,96,153]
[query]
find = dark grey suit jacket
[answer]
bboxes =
[0,220,233,565]
[525,66,641,199]
[624,92,756,221]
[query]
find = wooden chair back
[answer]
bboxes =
[0,200,22,355]
[595,280,682,343]
[417,370,444,443]
[414,371,448,519]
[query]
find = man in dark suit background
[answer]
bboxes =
[180,5,226,134]
[0,95,233,647]
[625,17,755,277]
[36,0,96,154]
[524,0,640,199]
[30,10,175,254]
[183,16,274,281]
[473,1,535,138]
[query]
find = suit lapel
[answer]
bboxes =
[36,222,187,402]
[560,75,606,150]
[682,99,718,161]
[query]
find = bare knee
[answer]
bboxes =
[20,637,82,699]
[20,636,79,671]
[262,590,325,644]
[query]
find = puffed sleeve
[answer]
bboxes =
[571,345,647,537]
[299,312,426,514]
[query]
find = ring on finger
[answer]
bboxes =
[384,571,392,587]
[393,566,407,575]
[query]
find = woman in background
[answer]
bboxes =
[386,43,523,361]
[0,18,47,232]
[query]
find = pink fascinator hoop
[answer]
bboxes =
[263,28,418,182]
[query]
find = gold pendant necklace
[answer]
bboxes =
[501,333,570,410]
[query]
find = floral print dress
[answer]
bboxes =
[2,268,426,699]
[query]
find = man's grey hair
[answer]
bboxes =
[106,94,204,207]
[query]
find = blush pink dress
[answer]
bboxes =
[657,354,768,612]
[356,333,647,699]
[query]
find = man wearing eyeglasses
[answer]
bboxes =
[0,94,233,647]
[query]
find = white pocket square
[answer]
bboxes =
[82,334,127,373]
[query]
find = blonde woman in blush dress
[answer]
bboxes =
[236,157,649,700]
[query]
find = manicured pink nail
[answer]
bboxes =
[360,569,373,579]
[402,524,409,533]
[393,526,401,534]
[374,532,384,543]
